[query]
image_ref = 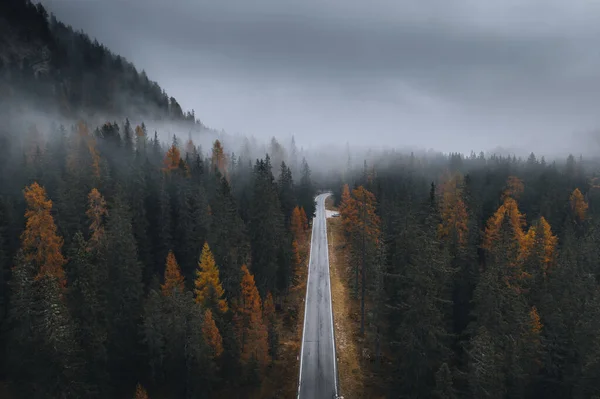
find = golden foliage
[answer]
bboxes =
[437,173,469,247]
[86,188,108,250]
[569,188,588,222]
[529,306,542,336]
[292,239,301,269]
[339,185,381,245]
[502,176,525,201]
[483,197,526,252]
[21,182,66,285]
[263,291,275,323]
[185,138,195,155]
[211,140,228,178]
[161,250,185,296]
[133,383,149,399]
[194,242,228,313]
[135,125,145,137]
[290,206,305,242]
[235,265,270,370]
[202,309,224,359]
[163,143,181,172]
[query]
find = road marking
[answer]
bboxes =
[297,197,317,399]
[323,193,339,397]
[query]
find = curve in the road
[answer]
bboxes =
[297,193,338,399]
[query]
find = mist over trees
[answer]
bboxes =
[330,151,600,398]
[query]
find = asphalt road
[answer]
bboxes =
[298,193,338,399]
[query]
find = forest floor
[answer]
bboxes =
[252,220,312,398]
[326,197,365,398]
[325,196,385,399]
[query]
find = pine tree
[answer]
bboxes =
[194,242,228,313]
[86,188,108,250]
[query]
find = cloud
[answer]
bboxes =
[39,0,600,154]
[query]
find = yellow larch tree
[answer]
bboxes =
[202,309,224,359]
[569,188,588,222]
[234,265,270,370]
[437,173,469,248]
[161,250,185,296]
[194,242,228,313]
[21,182,67,286]
[163,143,181,172]
[133,383,149,399]
[211,139,228,178]
[86,188,108,251]
[290,206,305,242]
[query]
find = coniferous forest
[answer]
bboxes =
[3,1,600,399]
[332,153,600,398]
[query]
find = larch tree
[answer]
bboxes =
[437,173,469,249]
[569,188,588,222]
[234,265,270,375]
[211,139,227,178]
[163,137,181,172]
[202,309,224,359]
[195,242,229,314]
[20,182,67,285]
[162,250,185,296]
[290,206,305,242]
[86,188,108,251]
[9,182,84,396]
[134,383,149,399]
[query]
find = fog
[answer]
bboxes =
[33,0,600,158]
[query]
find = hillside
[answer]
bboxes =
[0,0,198,124]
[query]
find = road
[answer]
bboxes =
[298,193,338,399]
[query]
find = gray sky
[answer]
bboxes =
[40,0,600,154]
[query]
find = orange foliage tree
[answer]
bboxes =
[234,265,270,371]
[202,309,224,359]
[194,242,228,313]
[163,142,181,172]
[299,207,309,231]
[21,182,67,285]
[292,239,301,269]
[86,188,108,250]
[211,139,227,178]
[134,383,149,399]
[437,173,469,248]
[290,206,305,242]
[161,250,185,296]
[569,188,588,222]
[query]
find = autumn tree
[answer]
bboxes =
[8,183,84,396]
[569,188,588,222]
[162,250,185,296]
[437,173,468,248]
[163,136,181,172]
[86,188,108,250]
[290,206,305,242]
[211,139,227,178]
[134,383,149,399]
[234,265,270,377]
[202,309,224,359]
[20,182,66,285]
[195,242,228,314]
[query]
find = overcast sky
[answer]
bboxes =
[40,0,600,154]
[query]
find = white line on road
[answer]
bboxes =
[323,193,339,397]
[297,199,317,399]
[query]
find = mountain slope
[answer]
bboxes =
[0,0,197,123]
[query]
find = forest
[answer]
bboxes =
[0,119,317,398]
[332,152,600,398]
[3,1,600,398]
